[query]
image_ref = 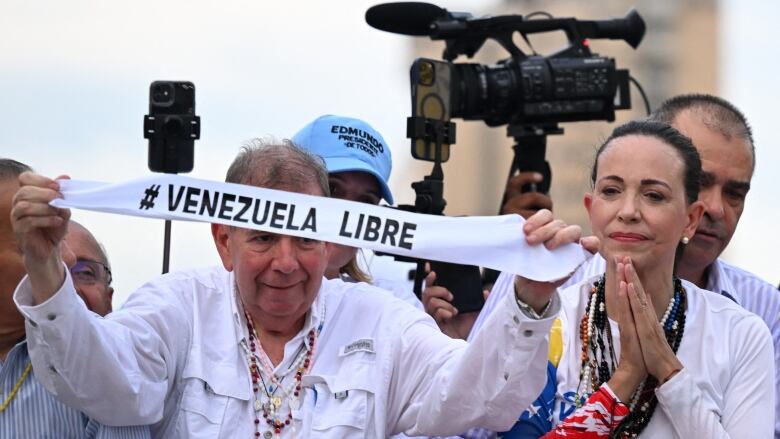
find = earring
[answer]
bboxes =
[681,236,690,245]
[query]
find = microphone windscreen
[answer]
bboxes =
[365,2,444,36]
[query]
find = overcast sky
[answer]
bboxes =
[1,0,777,306]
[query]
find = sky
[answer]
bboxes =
[718,0,780,287]
[1,0,777,306]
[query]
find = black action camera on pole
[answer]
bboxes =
[143,81,201,274]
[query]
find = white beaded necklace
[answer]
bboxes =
[240,301,326,439]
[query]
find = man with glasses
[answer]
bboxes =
[0,158,148,438]
[65,221,114,317]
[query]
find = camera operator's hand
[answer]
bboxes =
[422,271,457,330]
[514,209,581,314]
[502,172,553,219]
[11,172,71,304]
[422,270,485,340]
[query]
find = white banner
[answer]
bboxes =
[50,174,586,281]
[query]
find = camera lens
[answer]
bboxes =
[452,60,522,126]
[152,83,175,105]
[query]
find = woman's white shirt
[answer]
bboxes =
[552,276,775,438]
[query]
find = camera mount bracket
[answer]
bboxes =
[143,114,201,141]
[407,116,456,148]
[406,116,453,214]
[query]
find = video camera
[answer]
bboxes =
[366,3,646,309]
[368,2,644,129]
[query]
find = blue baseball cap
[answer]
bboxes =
[292,114,394,204]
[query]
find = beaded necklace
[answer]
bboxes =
[241,304,325,439]
[575,276,686,438]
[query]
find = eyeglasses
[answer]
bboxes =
[71,259,113,286]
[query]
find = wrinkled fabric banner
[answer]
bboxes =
[50,174,586,281]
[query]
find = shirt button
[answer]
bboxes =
[47,314,57,321]
[523,330,534,337]
[503,372,510,381]
[512,315,520,324]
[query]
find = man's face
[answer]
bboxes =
[63,225,113,316]
[212,182,330,331]
[673,110,753,269]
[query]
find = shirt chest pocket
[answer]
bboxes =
[177,377,230,438]
[308,363,376,438]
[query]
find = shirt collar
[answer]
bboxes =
[705,258,740,305]
[229,271,247,346]
[229,273,327,351]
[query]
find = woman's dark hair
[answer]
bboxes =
[590,120,702,205]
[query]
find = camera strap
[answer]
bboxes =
[50,174,585,282]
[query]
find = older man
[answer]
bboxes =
[0,159,147,438]
[65,220,114,316]
[10,140,581,438]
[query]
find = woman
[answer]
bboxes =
[292,114,422,309]
[504,120,773,437]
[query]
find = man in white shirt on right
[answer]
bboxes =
[657,95,780,434]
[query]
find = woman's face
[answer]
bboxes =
[325,171,382,277]
[584,135,703,272]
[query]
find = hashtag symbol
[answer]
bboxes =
[139,184,161,210]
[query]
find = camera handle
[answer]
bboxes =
[505,123,563,195]
[483,124,564,288]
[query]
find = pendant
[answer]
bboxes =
[254,399,263,412]
[263,431,273,439]
[272,396,282,408]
